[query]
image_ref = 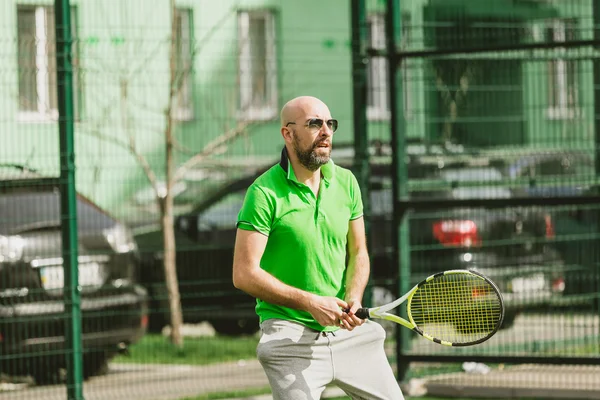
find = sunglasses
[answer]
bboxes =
[286,118,338,133]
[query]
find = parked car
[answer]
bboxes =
[505,150,600,306]
[134,176,258,335]
[136,143,567,334]
[368,160,565,328]
[0,165,148,384]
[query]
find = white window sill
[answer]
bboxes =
[17,111,59,123]
[546,107,581,120]
[367,107,390,121]
[172,108,194,122]
[237,107,278,121]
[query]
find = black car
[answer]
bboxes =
[135,144,567,335]
[368,160,565,327]
[505,150,600,305]
[0,166,148,384]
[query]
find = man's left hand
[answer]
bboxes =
[339,299,365,330]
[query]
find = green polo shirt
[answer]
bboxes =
[236,147,364,331]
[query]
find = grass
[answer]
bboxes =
[179,386,271,400]
[113,334,259,365]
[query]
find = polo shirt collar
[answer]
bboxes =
[279,146,335,183]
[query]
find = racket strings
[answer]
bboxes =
[410,273,503,344]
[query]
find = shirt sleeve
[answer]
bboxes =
[236,184,273,236]
[349,173,364,220]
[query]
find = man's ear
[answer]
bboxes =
[281,127,293,142]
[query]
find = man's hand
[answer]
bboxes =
[306,296,348,328]
[339,299,365,331]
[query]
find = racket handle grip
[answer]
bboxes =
[343,308,370,319]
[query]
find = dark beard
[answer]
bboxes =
[292,138,330,172]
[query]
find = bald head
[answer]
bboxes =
[280,96,331,127]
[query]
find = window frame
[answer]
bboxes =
[366,13,412,121]
[545,19,579,120]
[172,7,194,122]
[366,14,389,121]
[16,5,79,123]
[237,10,278,121]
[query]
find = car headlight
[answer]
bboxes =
[0,235,24,262]
[103,224,137,254]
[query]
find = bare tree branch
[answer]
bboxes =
[128,134,161,200]
[172,121,252,184]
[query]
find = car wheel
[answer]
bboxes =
[210,318,259,336]
[83,351,109,379]
[29,360,63,385]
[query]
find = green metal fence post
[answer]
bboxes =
[54,0,84,398]
[593,0,600,336]
[386,0,410,382]
[350,0,372,307]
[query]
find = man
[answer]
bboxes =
[232,96,403,400]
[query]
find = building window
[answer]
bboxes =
[367,14,389,120]
[546,19,578,119]
[172,8,194,121]
[366,14,411,121]
[17,5,79,122]
[237,11,277,120]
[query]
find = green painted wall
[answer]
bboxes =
[1,0,596,223]
[523,0,595,150]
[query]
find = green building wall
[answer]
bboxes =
[0,0,595,223]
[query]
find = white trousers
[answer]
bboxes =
[256,319,405,400]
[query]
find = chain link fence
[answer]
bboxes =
[0,0,599,399]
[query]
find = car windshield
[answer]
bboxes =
[197,190,247,230]
[371,167,511,215]
[439,167,511,199]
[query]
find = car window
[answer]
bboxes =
[0,191,115,233]
[513,155,595,179]
[369,166,510,214]
[536,159,567,176]
[440,167,511,199]
[197,189,247,230]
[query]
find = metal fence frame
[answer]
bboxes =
[348,0,600,381]
[10,0,600,397]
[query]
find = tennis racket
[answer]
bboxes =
[352,269,504,346]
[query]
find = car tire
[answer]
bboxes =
[29,360,63,385]
[210,318,259,336]
[83,351,109,379]
[31,370,62,386]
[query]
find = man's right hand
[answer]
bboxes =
[307,296,349,328]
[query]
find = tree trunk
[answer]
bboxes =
[160,197,183,347]
[162,0,183,347]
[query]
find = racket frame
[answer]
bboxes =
[361,269,504,346]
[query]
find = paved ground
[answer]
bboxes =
[4,361,600,400]
[0,360,269,400]
[422,364,600,399]
[2,314,598,399]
